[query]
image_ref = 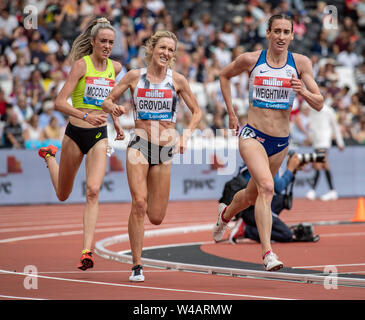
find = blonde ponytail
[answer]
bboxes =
[69,17,115,62]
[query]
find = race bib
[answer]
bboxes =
[252,76,292,110]
[83,77,115,107]
[239,126,256,140]
[135,88,173,121]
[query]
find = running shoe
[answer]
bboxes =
[306,189,316,200]
[212,203,229,242]
[229,217,245,244]
[38,145,58,159]
[320,190,338,201]
[129,264,145,282]
[77,250,94,271]
[263,250,283,271]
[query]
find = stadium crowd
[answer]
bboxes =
[0,0,365,150]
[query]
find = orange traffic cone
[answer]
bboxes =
[351,197,365,222]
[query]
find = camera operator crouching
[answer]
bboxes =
[219,152,320,244]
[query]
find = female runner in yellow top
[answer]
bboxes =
[38,17,125,270]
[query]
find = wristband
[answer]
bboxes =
[83,113,88,120]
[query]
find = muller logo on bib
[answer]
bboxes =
[137,88,172,99]
[254,76,291,88]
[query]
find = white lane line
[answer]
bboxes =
[0,270,179,275]
[0,223,209,243]
[293,263,365,269]
[0,221,127,233]
[320,232,365,237]
[0,269,296,300]
[0,226,129,243]
[0,294,46,300]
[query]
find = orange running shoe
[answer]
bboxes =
[38,145,58,159]
[77,250,94,271]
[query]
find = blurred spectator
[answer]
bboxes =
[30,39,48,64]
[354,116,365,144]
[357,0,365,32]
[292,12,306,40]
[0,88,7,119]
[43,116,63,141]
[110,16,129,62]
[210,111,225,137]
[275,0,294,16]
[146,0,166,16]
[11,26,30,63]
[312,30,332,58]
[0,55,12,81]
[0,27,11,56]
[176,8,194,31]
[55,2,81,47]
[324,59,339,83]
[46,31,71,57]
[306,101,345,201]
[0,55,12,96]
[241,12,261,50]
[343,16,360,43]
[79,0,95,18]
[219,21,239,50]
[326,79,341,98]
[332,30,351,55]
[212,38,232,69]
[175,42,192,78]
[38,100,66,129]
[246,1,267,42]
[12,54,32,85]
[196,13,215,46]
[348,93,363,121]
[337,109,358,145]
[2,111,24,149]
[178,27,196,53]
[94,0,113,19]
[25,69,46,113]
[0,7,18,38]
[23,114,45,150]
[290,102,311,146]
[12,94,34,126]
[135,9,154,46]
[345,0,359,21]
[337,42,362,68]
[355,61,365,86]
[338,86,352,110]
[356,83,365,105]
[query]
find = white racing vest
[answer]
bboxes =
[249,50,298,110]
[133,68,178,122]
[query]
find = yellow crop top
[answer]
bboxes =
[72,55,115,110]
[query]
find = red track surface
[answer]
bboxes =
[0,198,365,301]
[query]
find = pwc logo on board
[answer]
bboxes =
[0,156,23,177]
[0,156,22,194]
[105,155,124,176]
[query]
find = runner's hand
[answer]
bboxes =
[112,105,125,117]
[114,124,125,141]
[290,74,304,95]
[228,114,239,136]
[85,113,107,126]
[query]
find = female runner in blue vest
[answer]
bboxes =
[213,14,324,271]
[102,30,201,281]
